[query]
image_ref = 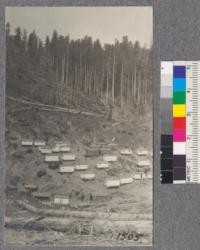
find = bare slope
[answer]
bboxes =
[5,95,152,245]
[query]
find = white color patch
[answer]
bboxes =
[173,180,186,184]
[161,61,173,75]
[173,142,186,155]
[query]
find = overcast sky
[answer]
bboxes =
[6,7,152,47]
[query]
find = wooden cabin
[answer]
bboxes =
[61,154,76,161]
[24,184,38,192]
[80,173,95,180]
[32,192,51,200]
[52,146,61,153]
[103,155,117,162]
[104,179,120,188]
[137,150,148,156]
[34,140,46,146]
[75,165,88,171]
[133,173,143,180]
[39,147,52,154]
[58,166,74,173]
[96,162,110,169]
[137,160,150,168]
[21,140,33,146]
[60,146,71,152]
[56,143,68,147]
[120,177,133,185]
[120,148,133,155]
[45,155,59,162]
[53,195,69,206]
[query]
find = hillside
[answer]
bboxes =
[5,92,152,245]
[5,24,153,246]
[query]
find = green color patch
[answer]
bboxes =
[173,92,186,104]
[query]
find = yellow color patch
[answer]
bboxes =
[173,104,186,117]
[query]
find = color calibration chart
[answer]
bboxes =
[160,61,200,184]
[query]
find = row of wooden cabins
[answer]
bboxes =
[24,182,69,205]
[21,140,46,146]
[22,140,151,174]
[22,139,151,181]
[85,145,133,157]
[22,140,149,158]
[22,140,150,165]
[58,168,152,182]
[58,161,110,173]
[104,173,152,188]
[22,140,71,153]
[24,171,152,202]
[30,190,69,206]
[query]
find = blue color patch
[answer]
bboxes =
[173,66,186,78]
[173,78,186,92]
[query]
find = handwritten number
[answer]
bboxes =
[116,232,140,241]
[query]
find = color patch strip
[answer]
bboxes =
[161,61,200,184]
[173,64,186,183]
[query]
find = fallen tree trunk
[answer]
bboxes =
[6,95,104,117]
[5,216,152,234]
[17,200,152,221]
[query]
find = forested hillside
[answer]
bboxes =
[6,22,152,111]
[5,20,153,246]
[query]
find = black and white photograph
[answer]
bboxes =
[4,6,153,246]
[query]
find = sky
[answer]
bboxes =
[6,7,153,47]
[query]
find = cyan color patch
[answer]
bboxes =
[173,78,186,92]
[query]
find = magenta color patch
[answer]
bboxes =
[173,129,186,141]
